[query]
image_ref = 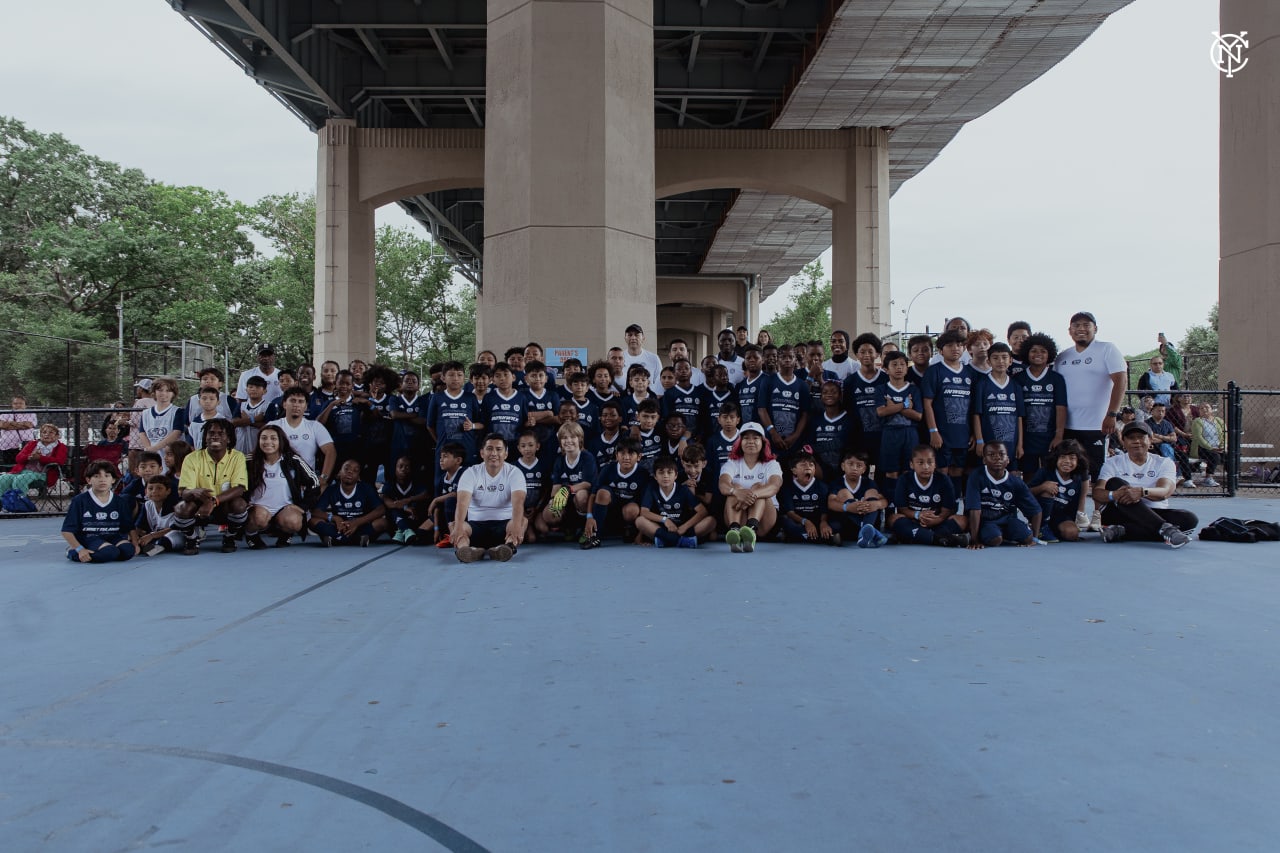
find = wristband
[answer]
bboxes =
[842,499,852,511]
[1107,491,1114,503]
[928,428,938,433]
[766,425,775,432]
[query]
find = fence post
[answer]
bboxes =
[1227,381,1242,497]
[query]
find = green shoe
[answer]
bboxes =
[726,528,743,553]
[739,525,757,553]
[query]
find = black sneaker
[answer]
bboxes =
[246,533,268,550]
[274,536,291,548]
[182,538,200,556]
[1160,523,1189,549]
[580,533,602,550]
[935,532,970,548]
[319,534,334,548]
[358,534,371,548]
[220,534,237,553]
[1100,524,1126,543]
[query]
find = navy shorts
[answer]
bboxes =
[979,516,1032,545]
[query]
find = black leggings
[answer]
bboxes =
[1099,478,1199,541]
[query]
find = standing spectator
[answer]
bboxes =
[823,331,855,381]
[621,324,665,391]
[1055,311,1127,530]
[1137,353,1178,405]
[234,344,283,403]
[1156,332,1183,384]
[715,329,746,385]
[667,339,705,387]
[127,379,154,474]
[1190,401,1226,488]
[0,395,37,467]
[733,325,750,357]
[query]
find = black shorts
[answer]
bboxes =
[1063,429,1106,480]
[468,519,509,548]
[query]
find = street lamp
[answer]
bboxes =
[903,285,946,336]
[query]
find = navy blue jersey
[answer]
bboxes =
[316,481,382,520]
[922,362,977,448]
[482,388,529,443]
[636,428,663,471]
[807,411,853,478]
[965,468,1040,522]
[1009,359,1027,380]
[306,388,335,420]
[1016,367,1068,454]
[587,429,623,470]
[906,364,929,387]
[698,386,737,436]
[833,474,875,503]
[384,478,429,504]
[523,387,561,447]
[735,374,771,422]
[361,394,394,445]
[843,368,889,434]
[893,472,958,515]
[662,385,704,436]
[1027,467,1086,520]
[779,477,829,522]
[879,381,921,431]
[619,393,657,430]
[551,452,599,489]
[706,429,739,476]
[594,462,651,503]
[324,399,361,443]
[640,482,699,524]
[62,491,134,539]
[389,394,430,449]
[428,390,481,450]
[514,456,549,508]
[434,466,463,500]
[565,396,600,436]
[763,374,811,438]
[972,374,1024,450]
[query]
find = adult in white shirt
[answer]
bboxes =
[235,344,284,402]
[714,329,746,386]
[1055,311,1127,479]
[1093,420,1197,547]
[717,421,783,550]
[621,324,665,390]
[822,331,856,381]
[667,338,705,387]
[453,433,527,563]
[267,387,336,485]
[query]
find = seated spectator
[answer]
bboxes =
[1137,352,1179,404]
[97,419,130,451]
[0,423,68,494]
[1190,402,1225,488]
[1094,420,1198,548]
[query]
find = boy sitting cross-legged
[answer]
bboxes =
[581,438,651,549]
[965,442,1043,549]
[888,444,969,547]
[636,455,715,548]
[778,450,836,544]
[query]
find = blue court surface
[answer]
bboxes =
[2,497,1278,852]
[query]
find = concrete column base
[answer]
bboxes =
[831,128,891,337]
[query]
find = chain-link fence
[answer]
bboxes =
[0,330,226,408]
[1126,351,1218,396]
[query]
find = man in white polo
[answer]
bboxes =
[621,324,665,389]
[453,433,527,563]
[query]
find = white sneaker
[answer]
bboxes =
[1088,509,1103,532]
[1180,479,1196,488]
[1075,511,1090,528]
[1203,477,1219,487]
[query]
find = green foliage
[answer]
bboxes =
[1179,302,1219,390]
[762,261,832,347]
[249,193,318,369]
[374,225,475,371]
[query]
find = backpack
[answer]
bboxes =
[1,488,38,513]
[1198,517,1280,543]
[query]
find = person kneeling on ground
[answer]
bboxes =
[1093,420,1197,548]
[171,419,249,555]
[62,460,136,563]
[453,433,526,563]
[309,459,388,547]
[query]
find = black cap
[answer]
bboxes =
[1069,311,1097,325]
[624,323,644,335]
[258,343,275,355]
[1121,420,1152,437]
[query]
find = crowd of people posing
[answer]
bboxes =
[59,314,1202,564]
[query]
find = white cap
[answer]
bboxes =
[739,421,766,437]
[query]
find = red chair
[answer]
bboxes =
[79,443,125,488]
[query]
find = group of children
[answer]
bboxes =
[59,325,1124,560]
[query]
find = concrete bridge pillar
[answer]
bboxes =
[483,0,656,364]
[830,128,891,337]
[313,119,377,366]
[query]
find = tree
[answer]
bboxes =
[1180,302,1218,390]
[374,225,475,370]
[250,192,318,370]
[763,260,832,346]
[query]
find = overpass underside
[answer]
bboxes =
[171,0,1138,365]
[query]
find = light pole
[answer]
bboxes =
[903,285,945,337]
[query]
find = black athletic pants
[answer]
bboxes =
[1098,477,1198,541]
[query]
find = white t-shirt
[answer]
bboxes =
[268,417,333,472]
[1097,452,1176,509]
[717,355,745,386]
[822,358,855,381]
[1056,339,1126,430]
[250,459,293,514]
[236,367,283,403]
[623,349,665,387]
[720,457,783,489]
[457,462,527,522]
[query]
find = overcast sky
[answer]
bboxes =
[2,0,1219,357]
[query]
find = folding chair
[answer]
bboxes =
[79,444,125,488]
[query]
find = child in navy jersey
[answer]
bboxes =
[521,361,561,464]
[581,438,650,548]
[735,346,770,423]
[843,333,888,478]
[1028,439,1088,542]
[706,400,742,481]
[588,400,625,470]
[383,454,430,545]
[680,442,718,523]
[62,461,135,563]
[827,449,889,548]
[422,441,466,547]
[760,345,811,454]
[889,445,967,547]
[971,342,1024,471]
[632,399,663,471]
[310,459,388,547]
[923,328,977,497]
[698,364,737,438]
[1015,333,1068,475]
[543,421,598,538]
[318,370,362,470]
[965,442,1042,549]
[563,373,600,436]
[779,450,835,544]
[637,455,714,548]
[662,359,704,441]
[808,380,852,482]
[876,351,923,488]
[512,430,550,544]
[428,361,481,465]
[482,363,529,450]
